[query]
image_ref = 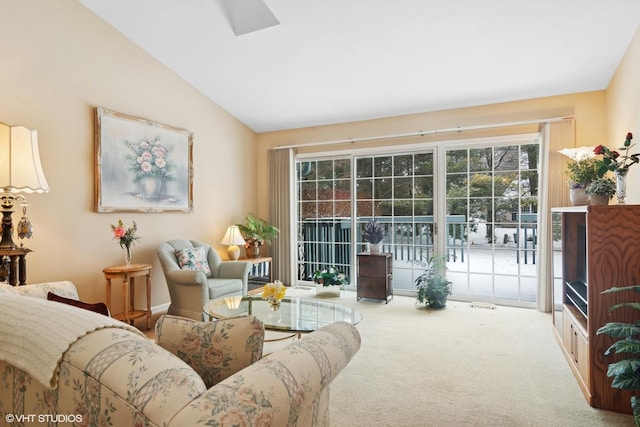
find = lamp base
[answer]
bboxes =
[0,210,17,250]
[227,245,241,261]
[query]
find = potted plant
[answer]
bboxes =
[585,176,616,206]
[596,285,640,425]
[312,266,349,296]
[565,157,600,206]
[236,213,280,258]
[362,219,385,253]
[415,254,452,308]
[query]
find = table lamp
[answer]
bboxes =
[220,225,246,260]
[0,123,49,249]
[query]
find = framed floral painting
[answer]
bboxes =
[95,107,193,212]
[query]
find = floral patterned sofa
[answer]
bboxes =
[0,281,361,426]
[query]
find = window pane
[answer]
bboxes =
[447,150,468,172]
[469,148,491,172]
[335,179,350,200]
[316,160,333,179]
[394,155,413,177]
[494,146,519,171]
[374,178,392,199]
[356,158,372,178]
[414,176,433,198]
[356,178,372,199]
[414,153,433,175]
[394,177,412,198]
[374,156,393,177]
[300,181,316,200]
[335,159,351,179]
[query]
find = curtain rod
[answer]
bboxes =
[270,116,575,150]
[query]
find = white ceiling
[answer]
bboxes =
[79,0,640,133]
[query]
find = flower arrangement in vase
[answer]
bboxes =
[594,132,638,204]
[111,219,140,265]
[261,280,286,311]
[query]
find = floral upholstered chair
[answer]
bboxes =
[155,314,265,387]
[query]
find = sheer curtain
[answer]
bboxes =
[267,147,295,285]
[537,118,575,311]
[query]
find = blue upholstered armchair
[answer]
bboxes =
[156,239,251,320]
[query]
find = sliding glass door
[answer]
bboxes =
[444,141,539,306]
[295,135,540,307]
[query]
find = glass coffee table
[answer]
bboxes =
[203,295,362,336]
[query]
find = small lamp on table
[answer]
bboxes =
[220,225,246,261]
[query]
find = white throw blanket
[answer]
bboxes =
[0,293,144,388]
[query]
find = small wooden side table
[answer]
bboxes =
[103,263,152,329]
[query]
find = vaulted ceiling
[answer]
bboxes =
[79,0,640,133]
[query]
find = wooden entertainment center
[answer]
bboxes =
[552,205,640,414]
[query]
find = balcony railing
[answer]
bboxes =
[298,215,467,280]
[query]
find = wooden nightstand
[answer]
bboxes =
[357,253,393,303]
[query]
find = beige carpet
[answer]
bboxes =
[145,289,633,426]
[315,291,635,427]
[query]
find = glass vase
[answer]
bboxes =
[267,296,280,311]
[616,168,628,204]
[124,245,132,266]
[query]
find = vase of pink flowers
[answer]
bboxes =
[111,219,140,265]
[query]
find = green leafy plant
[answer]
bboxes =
[585,176,616,199]
[415,254,452,308]
[236,213,280,248]
[312,266,349,287]
[596,285,640,426]
[565,157,600,189]
[362,219,385,244]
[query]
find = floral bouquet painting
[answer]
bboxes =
[124,136,174,200]
[95,107,193,213]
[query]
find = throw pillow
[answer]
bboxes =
[47,292,110,316]
[155,314,264,388]
[175,247,212,277]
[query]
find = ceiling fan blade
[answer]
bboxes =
[220,0,280,36]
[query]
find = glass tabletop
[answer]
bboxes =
[203,295,362,333]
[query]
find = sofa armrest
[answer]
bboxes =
[7,280,79,300]
[168,321,361,427]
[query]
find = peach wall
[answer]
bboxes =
[0,0,257,310]
[607,26,640,204]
